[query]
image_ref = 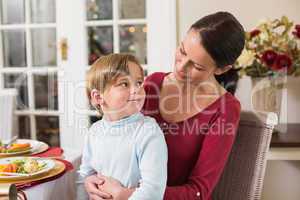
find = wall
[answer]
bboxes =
[263,161,300,200]
[177,0,300,199]
[177,0,300,39]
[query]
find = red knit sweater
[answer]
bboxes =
[142,72,241,200]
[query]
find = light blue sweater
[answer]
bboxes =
[78,112,168,200]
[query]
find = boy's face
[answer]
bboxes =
[101,62,145,119]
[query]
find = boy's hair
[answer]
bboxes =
[86,53,144,112]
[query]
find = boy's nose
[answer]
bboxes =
[130,86,138,94]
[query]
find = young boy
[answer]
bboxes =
[77,54,168,200]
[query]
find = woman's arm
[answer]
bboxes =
[164,101,241,200]
[115,188,135,200]
[96,175,135,200]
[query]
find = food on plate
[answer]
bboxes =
[23,159,40,173]
[0,158,46,175]
[0,163,17,173]
[0,142,31,153]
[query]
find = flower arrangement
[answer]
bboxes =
[236,16,300,78]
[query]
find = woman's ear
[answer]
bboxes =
[90,89,104,106]
[214,65,232,75]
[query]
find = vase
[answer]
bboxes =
[251,76,286,117]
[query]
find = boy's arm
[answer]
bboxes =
[78,132,96,178]
[76,132,99,200]
[126,121,168,200]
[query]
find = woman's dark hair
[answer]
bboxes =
[190,11,245,94]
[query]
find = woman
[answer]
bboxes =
[84,11,245,200]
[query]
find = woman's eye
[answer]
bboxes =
[194,65,204,71]
[179,46,186,56]
[192,63,205,71]
[179,47,186,55]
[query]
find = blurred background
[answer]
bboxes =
[0,0,300,199]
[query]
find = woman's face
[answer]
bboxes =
[174,29,220,85]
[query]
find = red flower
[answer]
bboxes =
[250,29,261,38]
[292,24,300,38]
[261,50,278,66]
[272,54,293,71]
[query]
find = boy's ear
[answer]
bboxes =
[214,65,232,75]
[90,89,104,106]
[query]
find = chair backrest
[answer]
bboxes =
[213,111,278,200]
[0,89,18,140]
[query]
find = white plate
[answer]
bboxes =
[0,157,55,180]
[0,139,48,156]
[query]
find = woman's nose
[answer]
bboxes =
[177,58,190,72]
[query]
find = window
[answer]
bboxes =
[0,0,176,150]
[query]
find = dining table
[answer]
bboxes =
[22,148,81,200]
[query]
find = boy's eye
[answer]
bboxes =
[136,81,143,87]
[119,82,129,87]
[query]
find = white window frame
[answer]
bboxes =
[0,0,59,142]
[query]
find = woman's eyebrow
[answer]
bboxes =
[181,42,206,69]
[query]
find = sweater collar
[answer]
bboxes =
[102,112,143,128]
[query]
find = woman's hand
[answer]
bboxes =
[84,174,113,200]
[98,173,136,200]
[97,173,123,198]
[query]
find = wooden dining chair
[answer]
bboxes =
[0,89,18,140]
[213,111,278,200]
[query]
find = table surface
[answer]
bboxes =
[271,123,300,147]
[23,148,81,200]
[266,123,300,161]
[268,147,300,160]
[20,144,300,199]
